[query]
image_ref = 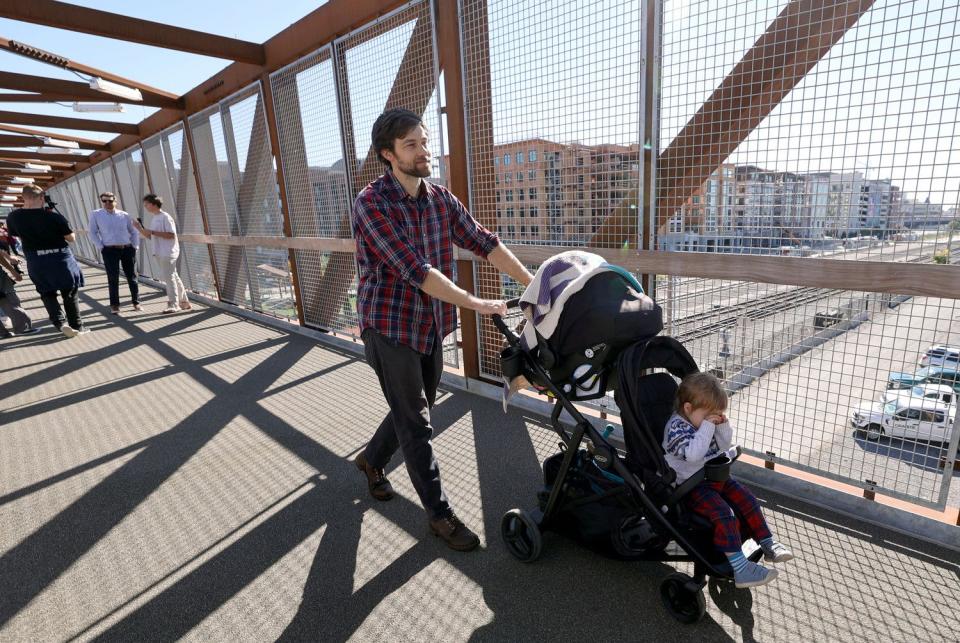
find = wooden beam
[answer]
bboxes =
[0,110,139,135]
[0,36,180,102]
[161,236,960,299]
[0,1,265,65]
[0,92,83,103]
[0,123,109,148]
[0,71,181,109]
[505,246,960,299]
[49,0,413,180]
[0,158,74,169]
[0,150,91,163]
[0,133,109,151]
[0,133,42,147]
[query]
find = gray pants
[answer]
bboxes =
[0,274,32,335]
[361,328,449,520]
[156,256,187,306]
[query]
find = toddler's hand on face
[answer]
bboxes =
[707,413,727,425]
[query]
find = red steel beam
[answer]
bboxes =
[0,123,109,148]
[437,0,481,378]
[0,70,181,109]
[0,150,92,163]
[0,110,139,135]
[0,133,109,151]
[0,0,265,65]
[0,36,180,102]
[0,92,85,103]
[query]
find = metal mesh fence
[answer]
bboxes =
[188,101,252,308]
[652,1,960,506]
[459,0,646,376]
[658,0,960,259]
[142,124,218,298]
[270,47,357,332]
[37,0,960,510]
[188,85,288,315]
[660,275,958,506]
[113,147,159,280]
[316,0,445,346]
[225,89,290,318]
[72,169,100,261]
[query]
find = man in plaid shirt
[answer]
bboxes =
[352,108,533,551]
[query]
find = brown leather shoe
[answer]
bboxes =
[429,513,480,552]
[355,453,394,501]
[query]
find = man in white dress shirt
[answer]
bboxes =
[88,191,141,314]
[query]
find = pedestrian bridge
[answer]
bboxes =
[1,0,960,639]
[0,268,957,640]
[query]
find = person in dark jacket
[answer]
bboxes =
[5,185,87,338]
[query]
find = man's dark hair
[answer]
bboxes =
[371,108,423,167]
[143,193,163,208]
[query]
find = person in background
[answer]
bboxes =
[134,194,191,314]
[5,185,86,338]
[0,242,37,337]
[88,191,140,314]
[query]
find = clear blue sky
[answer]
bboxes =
[0,1,328,139]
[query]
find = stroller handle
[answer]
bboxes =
[491,297,522,345]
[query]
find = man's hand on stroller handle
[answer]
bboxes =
[473,298,507,316]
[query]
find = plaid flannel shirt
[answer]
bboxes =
[352,171,500,355]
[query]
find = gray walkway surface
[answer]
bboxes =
[1,269,958,642]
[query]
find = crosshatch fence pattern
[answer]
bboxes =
[141,124,218,299]
[459,0,647,377]
[40,0,960,509]
[654,0,960,506]
[270,46,358,334]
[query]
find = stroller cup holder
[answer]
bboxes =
[703,455,732,482]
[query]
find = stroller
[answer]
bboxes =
[494,263,763,624]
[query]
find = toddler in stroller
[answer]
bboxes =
[494,251,790,623]
[664,372,794,588]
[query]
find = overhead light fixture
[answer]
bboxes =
[22,163,52,173]
[35,146,85,154]
[73,102,125,113]
[4,186,23,194]
[89,77,142,102]
[11,177,35,184]
[41,137,80,149]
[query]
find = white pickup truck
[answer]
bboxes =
[851,384,956,442]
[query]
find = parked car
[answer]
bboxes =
[881,383,954,406]
[920,345,960,368]
[887,366,960,393]
[851,397,956,442]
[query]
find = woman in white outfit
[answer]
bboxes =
[134,194,191,314]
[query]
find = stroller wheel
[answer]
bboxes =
[500,509,542,563]
[660,572,706,624]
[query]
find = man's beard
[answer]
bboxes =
[397,159,431,179]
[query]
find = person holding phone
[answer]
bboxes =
[134,194,191,314]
